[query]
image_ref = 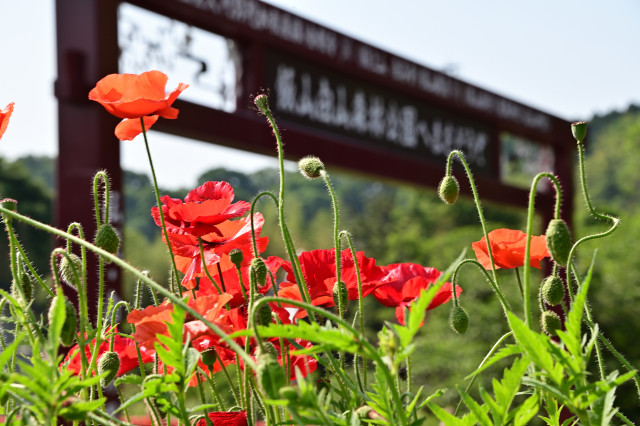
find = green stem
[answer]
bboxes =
[451,259,510,316]
[514,268,524,299]
[139,118,180,294]
[523,172,562,327]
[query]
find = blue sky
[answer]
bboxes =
[1,0,638,188]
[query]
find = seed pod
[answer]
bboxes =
[200,348,218,367]
[249,257,267,288]
[229,249,243,269]
[571,121,587,143]
[541,275,565,306]
[94,223,120,257]
[449,305,469,335]
[98,351,120,387]
[332,281,348,316]
[59,252,83,288]
[256,353,287,399]
[298,156,325,179]
[546,219,572,266]
[438,175,459,205]
[541,310,562,336]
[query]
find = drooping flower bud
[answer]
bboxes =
[17,272,33,303]
[541,310,562,336]
[332,281,348,316]
[254,341,278,359]
[378,326,400,358]
[545,219,572,266]
[449,305,469,335]
[252,296,274,326]
[571,121,587,143]
[229,249,243,269]
[49,295,78,346]
[98,351,120,387]
[298,156,325,179]
[200,348,218,367]
[438,175,459,205]
[256,353,287,399]
[541,275,565,306]
[254,94,270,115]
[94,223,120,257]
[249,257,268,288]
[59,252,83,289]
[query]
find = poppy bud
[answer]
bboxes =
[254,341,278,359]
[356,406,374,419]
[541,310,562,335]
[200,348,218,367]
[257,353,287,399]
[571,121,587,143]
[59,252,83,289]
[541,275,565,306]
[438,175,459,205]
[279,385,299,402]
[298,156,325,179]
[49,295,78,346]
[18,272,33,303]
[332,281,349,316]
[98,351,120,387]
[252,297,274,326]
[94,223,120,257]
[545,219,572,266]
[249,257,267,288]
[449,305,469,335]
[378,326,400,357]
[229,249,243,269]
[254,94,271,115]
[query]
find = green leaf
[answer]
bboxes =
[511,393,540,426]
[255,322,365,355]
[47,287,66,356]
[456,385,493,426]
[59,398,106,421]
[465,344,521,380]
[426,401,477,426]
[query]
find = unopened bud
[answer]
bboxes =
[257,353,287,399]
[229,249,243,268]
[332,281,348,316]
[94,223,120,257]
[250,257,267,288]
[252,297,273,326]
[98,351,120,387]
[541,275,565,306]
[298,156,325,179]
[59,252,83,289]
[546,219,572,266]
[49,295,78,346]
[18,272,33,302]
[254,341,279,359]
[449,305,469,335]
[571,121,587,143]
[438,175,459,205]
[541,310,562,336]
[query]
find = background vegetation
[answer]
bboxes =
[1,104,638,419]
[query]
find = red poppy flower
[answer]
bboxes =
[114,115,158,141]
[373,263,461,325]
[62,328,154,377]
[152,181,251,238]
[472,228,549,270]
[89,70,187,140]
[196,411,247,426]
[276,249,385,318]
[169,213,268,290]
[0,102,15,140]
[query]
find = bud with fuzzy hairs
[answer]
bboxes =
[98,351,120,387]
[256,353,287,399]
[94,223,120,257]
[545,219,572,266]
[298,156,325,179]
[449,305,469,335]
[541,310,562,336]
[438,175,459,205]
[252,296,274,326]
[59,252,83,289]
[250,257,268,288]
[48,295,78,346]
[254,93,270,115]
[332,281,348,316]
[541,275,564,306]
[229,248,243,269]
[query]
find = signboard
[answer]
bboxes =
[56,0,574,311]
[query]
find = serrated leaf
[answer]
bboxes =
[255,322,365,355]
[426,401,477,426]
[456,385,492,426]
[47,287,66,355]
[465,344,521,380]
[506,312,562,383]
[561,255,594,365]
[512,393,539,426]
[59,398,106,421]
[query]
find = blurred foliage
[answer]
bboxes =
[1,103,639,419]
